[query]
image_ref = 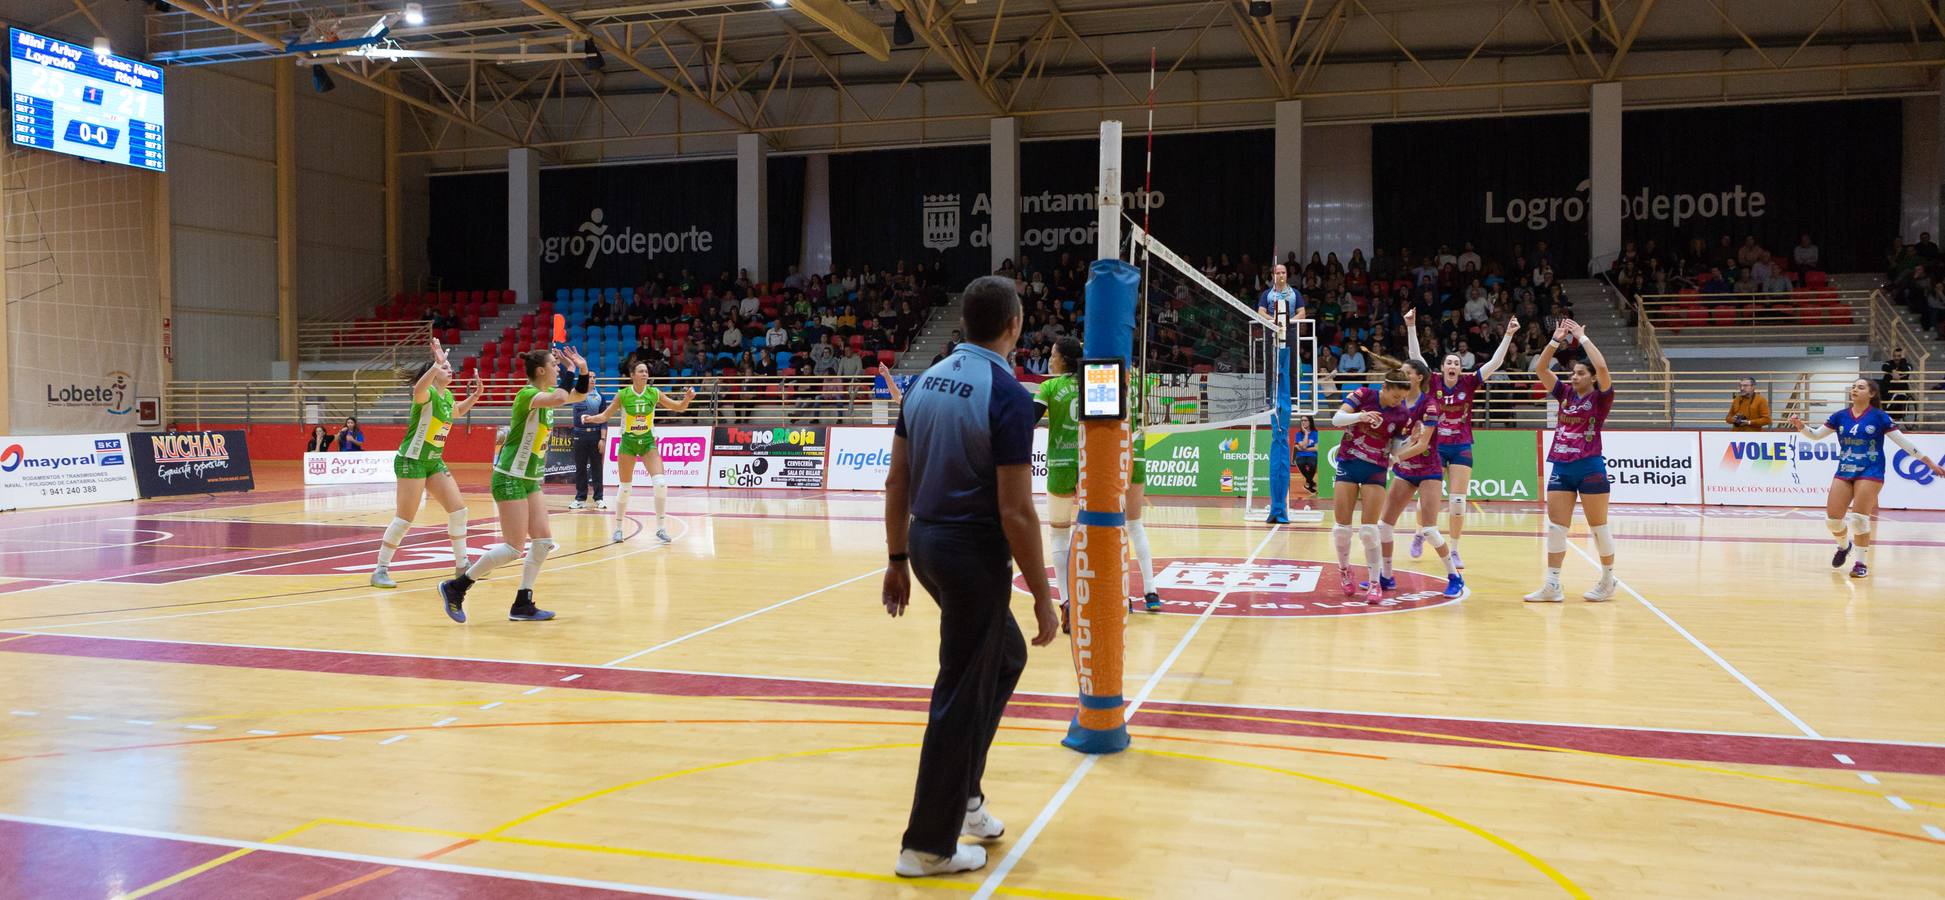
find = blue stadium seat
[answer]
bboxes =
[775,351,793,370]
[555,288,569,304]
[571,288,587,303]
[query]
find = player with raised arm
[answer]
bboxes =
[1031,338,1083,631]
[371,336,481,588]
[586,360,696,544]
[1528,321,1617,602]
[1411,311,1519,567]
[438,346,590,623]
[1790,378,1944,578]
[1371,353,1465,600]
[1329,369,1416,601]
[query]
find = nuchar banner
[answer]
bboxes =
[128,430,254,498]
[0,433,140,510]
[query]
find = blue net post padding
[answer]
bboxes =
[1266,345,1291,524]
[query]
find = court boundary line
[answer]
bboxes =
[1564,542,1822,739]
[0,812,764,900]
[599,566,887,667]
[971,524,1284,900]
[11,629,1941,750]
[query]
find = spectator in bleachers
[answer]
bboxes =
[719,320,743,354]
[765,319,789,350]
[1337,339,1368,375]
[337,417,365,452]
[757,349,779,377]
[1763,261,1792,297]
[306,425,334,454]
[810,341,836,375]
[1370,246,1397,281]
[1726,377,1772,432]
[783,265,807,291]
[1457,241,1481,272]
[587,294,612,327]
[1927,280,1945,335]
[1882,347,1913,417]
[1737,236,1764,269]
[1902,264,1932,313]
[1794,233,1820,270]
[1918,232,1941,261]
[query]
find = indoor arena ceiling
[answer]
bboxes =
[35,0,1945,156]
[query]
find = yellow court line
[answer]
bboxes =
[113,819,326,900]
[1135,748,1591,899]
[0,635,33,645]
[308,816,1114,900]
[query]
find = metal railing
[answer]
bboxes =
[297,320,435,364]
[166,368,1943,432]
[1633,290,1875,344]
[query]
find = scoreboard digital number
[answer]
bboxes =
[10,28,165,172]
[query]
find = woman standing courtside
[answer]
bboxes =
[1527,320,1617,602]
[371,337,482,588]
[1790,378,1944,578]
[586,360,697,544]
[439,346,590,623]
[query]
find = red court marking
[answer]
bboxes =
[0,819,679,899]
[2,632,1941,776]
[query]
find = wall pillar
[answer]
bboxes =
[1589,81,1624,274]
[0,146,10,432]
[990,116,1020,271]
[384,83,402,297]
[274,64,298,379]
[803,153,832,275]
[736,132,768,283]
[1274,100,1304,260]
[508,147,540,307]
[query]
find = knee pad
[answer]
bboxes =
[1418,525,1445,548]
[1590,523,1616,556]
[446,508,468,536]
[528,537,559,556]
[1546,523,1569,554]
[1377,522,1394,545]
[1826,517,1848,536]
[1357,524,1380,545]
[652,474,669,488]
[1047,493,1075,525]
[382,517,411,546]
[1332,523,1354,549]
[1447,494,1468,517]
[1845,512,1871,535]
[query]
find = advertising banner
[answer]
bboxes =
[824,427,1051,493]
[1313,430,1540,501]
[1142,428,1276,498]
[1882,433,1945,511]
[1541,430,1699,504]
[304,451,398,485]
[541,427,578,483]
[605,425,712,487]
[127,430,254,498]
[1698,431,1842,507]
[0,433,140,510]
[710,425,828,489]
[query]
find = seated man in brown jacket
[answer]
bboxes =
[1726,377,1772,431]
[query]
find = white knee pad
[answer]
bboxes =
[528,537,559,556]
[1826,517,1848,536]
[1377,522,1394,545]
[1447,494,1468,517]
[651,474,669,488]
[1546,523,1569,554]
[1590,523,1616,556]
[446,508,468,537]
[1845,512,1871,535]
[1357,524,1380,547]
[1332,523,1353,548]
[1048,493,1075,525]
[1418,525,1446,548]
[382,516,411,547]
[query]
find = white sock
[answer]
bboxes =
[1544,565,1562,587]
[653,476,669,527]
[614,483,631,528]
[1442,549,1458,576]
[1332,524,1353,568]
[1050,526,1073,603]
[519,538,557,591]
[1358,526,1381,579]
[1600,564,1616,584]
[1377,522,1394,577]
[376,517,411,568]
[466,542,521,580]
[1857,545,1872,567]
[447,509,468,568]
[1127,520,1156,595]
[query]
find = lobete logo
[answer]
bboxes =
[46,370,132,414]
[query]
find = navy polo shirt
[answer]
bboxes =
[1258,286,1305,342]
[895,342,1036,524]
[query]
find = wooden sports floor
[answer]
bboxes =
[1,462,1941,899]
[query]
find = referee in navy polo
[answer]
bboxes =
[883,274,1059,878]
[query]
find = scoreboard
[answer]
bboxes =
[10,28,165,172]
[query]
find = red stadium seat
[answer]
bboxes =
[1805,270,1828,288]
[463,314,480,331]
[877,350,896,367]
[469,290,486,304]
[503,290,517,305]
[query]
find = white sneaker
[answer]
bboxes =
[370,567,395,589]
[1523,583,1565,603]
[612,528,625,543]
[895,844,987,878]
[1583,579,1618,602]
[567,501,586,510]
[962,798,1004,840]
[655,527,672,543]
[595,500,609,510]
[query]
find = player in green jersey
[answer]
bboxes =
[1031,338,1083,625]
[586,360,696,543]
[371,337,482,588]
[1125,369,1159,613]
[439,345,591,624]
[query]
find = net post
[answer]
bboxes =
[1064,121,1131,756]
[1265,306,1292,524]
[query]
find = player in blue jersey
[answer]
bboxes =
[1790,377,1943,578]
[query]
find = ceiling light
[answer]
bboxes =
[770,0,789,7]
[403,2,424,25]
[93,37,112,56]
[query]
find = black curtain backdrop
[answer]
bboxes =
[767,154,807,280]
[427,172,506,291]
[828,131,1274,288]
[1372,114,1590,274]
[536,160,736,289]
[1620,100,1900,273]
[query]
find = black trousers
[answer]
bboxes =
[572,434,604,502]
[1297,457,1318,492]
[901,518,1028,857]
